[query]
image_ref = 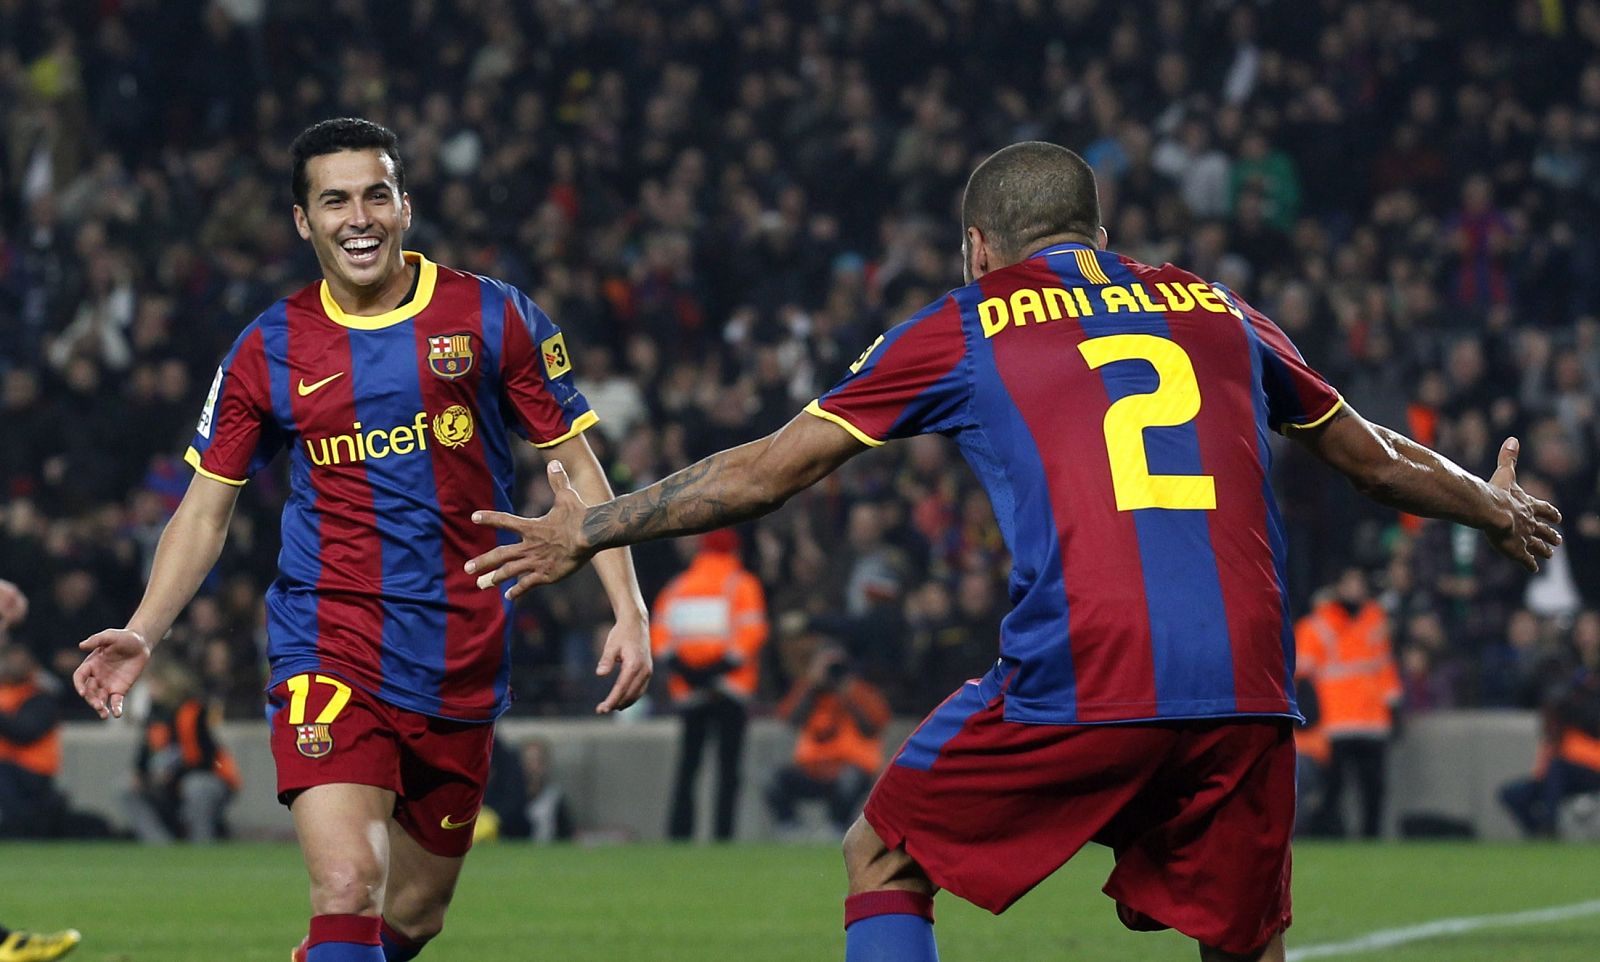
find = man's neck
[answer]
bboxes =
[326,259,417,316]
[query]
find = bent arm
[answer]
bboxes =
[539,433,648,625]
[126,473,241,644]
[581,412,867,552]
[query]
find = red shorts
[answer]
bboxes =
[267,672,494,858]
[864,678,1294,955]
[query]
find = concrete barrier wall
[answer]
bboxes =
[51,710,1541,842]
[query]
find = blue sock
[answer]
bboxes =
[844,892,938,962]
[306,943,385,962]
[380,919,426,962]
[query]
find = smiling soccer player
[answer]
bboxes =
[71,118,652,962]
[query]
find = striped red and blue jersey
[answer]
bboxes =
[187,251,596,721]
[808,244,1342,725]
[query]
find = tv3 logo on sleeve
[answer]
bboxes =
[542,333,572,378]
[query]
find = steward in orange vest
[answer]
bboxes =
[125,659,240,843]
[1500,667,1600,836]
[652,530,769,841]
[1295,569,1400,838]
[0,643,63,837]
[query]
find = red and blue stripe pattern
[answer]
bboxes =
[187,255,595,720]
[812,244,1340,726]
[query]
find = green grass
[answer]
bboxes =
[1,841,1597,960]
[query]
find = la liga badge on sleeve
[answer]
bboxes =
[428,333,475,379]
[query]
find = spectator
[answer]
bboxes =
[121,658,239,844]
[652,529,768,841]
[485,736,574,844]
[765,643,890,839]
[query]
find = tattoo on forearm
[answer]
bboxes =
[582,451,766,550]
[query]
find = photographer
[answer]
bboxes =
[765,642,891,838]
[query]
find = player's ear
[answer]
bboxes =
[966,226,991,280]
[293,205,312,241]
[400,192,413,232]
[1095,225,1109,250]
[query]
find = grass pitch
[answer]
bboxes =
[2,841,1596,960]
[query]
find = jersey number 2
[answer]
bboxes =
[285,673,353,725]
[1077,334,1216,512]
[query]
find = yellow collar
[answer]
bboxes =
[319,251,438,330]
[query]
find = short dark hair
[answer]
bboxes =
[961,142,1100,260]
[290,117,405,209]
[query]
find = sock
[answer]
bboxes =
[380,919,428,962]
[844,891,938,962]
[305,914,384,962]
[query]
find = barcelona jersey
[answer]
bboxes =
[809,244,1341,724]
[188,252,595,721]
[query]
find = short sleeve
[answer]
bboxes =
[806,295,971,446]
[185,326,281,485]
[494,283,597,447]
[1225,286,1343,433]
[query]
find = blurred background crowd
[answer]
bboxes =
[2,0,1600,724]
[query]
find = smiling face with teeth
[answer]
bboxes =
[293,148,414,314]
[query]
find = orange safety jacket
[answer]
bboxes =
[0,677,61,778]
[1294,599,1400,739]
[651,550,768,704]
[779,678,891,781]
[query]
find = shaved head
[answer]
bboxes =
[962,142,1101,261]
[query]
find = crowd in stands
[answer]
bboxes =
[3,0,1600,723]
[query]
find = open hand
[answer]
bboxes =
[74,628,152,719]
[1486,437,1563,572]
[466,461,597,601]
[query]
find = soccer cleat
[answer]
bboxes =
[0,929,82,962]
[291,937,308,962]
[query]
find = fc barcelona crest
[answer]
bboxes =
[296,723,334,758]
[428,333,475,379]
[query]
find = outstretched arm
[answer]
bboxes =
[467,412,867,596]
[74,473,240,718]
[1290,404,1562,571]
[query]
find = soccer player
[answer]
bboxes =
[463,143,1562,962]
[71,119,651,962]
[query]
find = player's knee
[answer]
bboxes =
[392,912,445,945]
[309,858,385,916]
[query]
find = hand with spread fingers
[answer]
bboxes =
[467,461,598,600]
[1484,437,1564,572]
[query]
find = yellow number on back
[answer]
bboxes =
[1077,333,1216,512]
[285,673,353,725]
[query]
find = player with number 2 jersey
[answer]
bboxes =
[468,142,1560,962]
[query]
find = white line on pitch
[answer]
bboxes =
[1285,899,1600,960]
